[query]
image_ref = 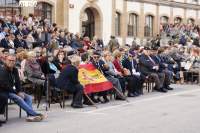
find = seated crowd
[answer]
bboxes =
[0,14,200,126]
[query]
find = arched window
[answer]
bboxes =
[0,0,21,17]
[115,12,121,36]
[82,8,95,39]
[174,17,182,25]
[160,16,169,25]
[145,15,154,37]
[34,2,52,23]
[128,13,138,37]
[187,18,195,25]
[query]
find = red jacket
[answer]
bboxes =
[113,59,123,73]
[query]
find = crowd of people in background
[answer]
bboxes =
[0,14,200,126]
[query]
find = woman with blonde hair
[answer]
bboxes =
[16,50,28,81]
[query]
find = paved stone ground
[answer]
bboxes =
[1,84,200,133]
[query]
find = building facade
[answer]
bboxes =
[1,0,200,44]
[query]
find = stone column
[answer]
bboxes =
[64,0,69,29]
[196,10,199,25]
[169,7,173,24]
[154,4,159,36]
[183,8,187,24]
[122,0,128,45]
[139,2,144,40]
[111,0,116,36]
[56,0,64,27]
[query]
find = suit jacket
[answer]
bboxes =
[122,58,132,75]
[56,65,80,92]
[151,55,166,72]
[92,59,112,77]
[14,38,28,49]
[0,38,12,49]
[122,58,141,76]
[139,54,157,76]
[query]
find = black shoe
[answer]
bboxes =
[166,86,174,90]
[160,88,168,93]
[103,96,110,103]
[71,104,83,108]
[127,93,136,97]
[91,98,100,103]
[115,96,126,101]
[134,92,140,96]
[83,100,93,105]
[0,120,6,124]
[154,88,168,93]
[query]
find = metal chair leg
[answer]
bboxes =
[19,107,22,118]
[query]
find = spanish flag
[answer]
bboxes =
[79,63,113,94]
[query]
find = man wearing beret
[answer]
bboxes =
[139,47,167,93]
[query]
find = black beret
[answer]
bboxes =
[144,46,151,50]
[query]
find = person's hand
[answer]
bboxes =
[117,72,123,77]
[153,66,159,70]
[17,92,25,99]
[41,75,45,79]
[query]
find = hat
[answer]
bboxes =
[151,46,159,51]
[129,50,136,57]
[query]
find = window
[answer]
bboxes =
[174,17,182,25]
[187,18,195,25]
[145,15,154,37]
[128,13,138,37]
[0,0,21,17]
[160,16,169,25]
[34,2,52,23]
[115,12,121,36]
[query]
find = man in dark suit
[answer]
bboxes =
[14,33,28,49]
[0,34,11,49]
[139,47,167,93]
[150,47,173,90]
[122,50,145,95]
[91,51,125,101]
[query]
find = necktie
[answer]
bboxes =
[148,56,156,65]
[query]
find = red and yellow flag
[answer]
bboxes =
[79,63,113,94]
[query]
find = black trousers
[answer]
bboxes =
[0,93,8,114]
[132,75,145,94]
[64,84,83,106]
[149,72,165,90]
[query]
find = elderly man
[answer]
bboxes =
[139,47,167,93]
[0,53,46,122]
